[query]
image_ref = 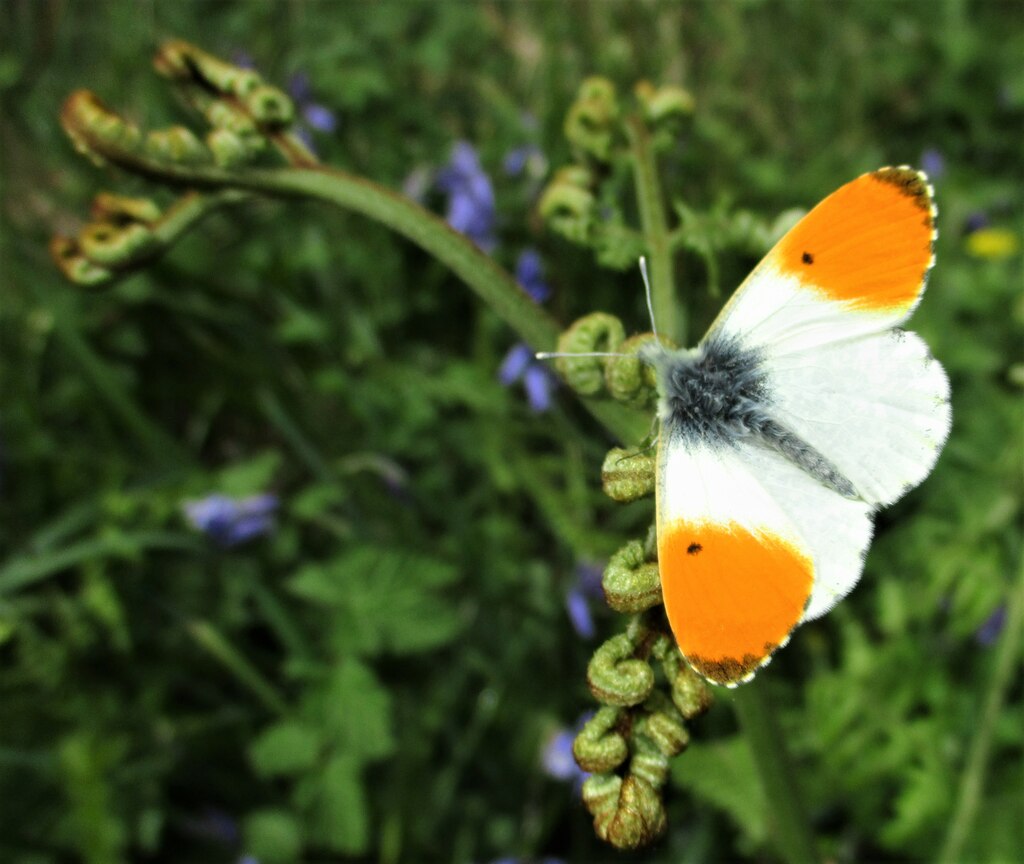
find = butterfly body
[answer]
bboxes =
[642,166,951,687]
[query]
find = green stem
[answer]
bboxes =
[626,114,682,343]
[67,132,647,444]
[937,554,1024,864]
[0,531,200,597]
[184,618,289,715]
[27,279,191,466]
[731,682,819,864]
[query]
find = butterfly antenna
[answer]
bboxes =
[639,256,658,340]
[536,263,658,362]
[534,351,626,360]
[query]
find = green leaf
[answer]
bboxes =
[289,546,463,655]
[58,733,128,864]
[243,809,303,864]
[671,736,768,845]
[306,658,395,761]
[249,721,324,778]
[216,450,283,496]
[299,753,369,854]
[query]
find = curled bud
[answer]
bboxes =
[602,540,661,613]
[78,221,159,267]
[628,726,671,788]
[601,447,656,502]
[207,128,260,167]
[565,77,620,162]
[538,179,595,244]
[90,193,162,225]
[636,82,695,125]
[583,774,667,850]
[587,633,655,707]
[243,85,295,127]
[50,236,115,288]
[553,313,625,396]
[637,693,690,758]
[144,126,210,165]
[205,100,258,136]
[61,90,141,164]
[573,706,629,773]
[654,638,713,719]
[604,333,661,408]
[154,39,262,98]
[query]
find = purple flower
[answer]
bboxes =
[287,72,339,152]
[181,807,241,846]
[184,494,278,548]
[975,605,1006,646]
[499,344,556,413]
[541,714,593,791]
[503,144,545,178]
[964,211,990,234]
[515,248,550,303]
[920,148,945,180]
[499,343,533,385]
[497,249,556,411]
[437,141,497,252]
[565,589,595,640]
[565,562,604,639]
[542,729,584,783]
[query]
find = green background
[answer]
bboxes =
[1,2,1021,862]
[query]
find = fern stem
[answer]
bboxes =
[937,553,1024,864]
[626,114,682,343]
[731,682,819,864]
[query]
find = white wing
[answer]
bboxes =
[704,167,949,506]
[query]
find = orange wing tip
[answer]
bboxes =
[686,629,793,687]
[770,165,938,314]
[875,164,940,262]
[871,165,933,213]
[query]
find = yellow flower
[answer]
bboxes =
[966,227,1019,259]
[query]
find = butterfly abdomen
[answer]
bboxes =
[649,336,858,498]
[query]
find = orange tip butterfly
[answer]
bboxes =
[544,166,951,687]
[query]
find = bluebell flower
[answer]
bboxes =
[975,604,1006,646]
[437,141,497,252]
[964,211,990,234]
[515,248,550,302]
[542,729,585,783]
[920,147,945,180]
[287,72,339,152]
[542,714,592,791]
[181,807,241,846]
[499,344,556,413]
[565,561,604,639]
[184,493,278,548]
[498,248,557,411]
[503,144,546,178]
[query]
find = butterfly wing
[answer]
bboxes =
[704,166,950,507]
[655,433,873,686]
[656,167,951,684]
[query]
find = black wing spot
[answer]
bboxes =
[687,542,702,555]
[801,251,814,264]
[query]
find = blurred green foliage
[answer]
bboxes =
[1,1,1021,863]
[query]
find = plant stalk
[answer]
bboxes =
[627,114,682,343]
[937,553,1024,864]
[731,682,819,864]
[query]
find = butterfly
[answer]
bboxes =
[548,167,951,687]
